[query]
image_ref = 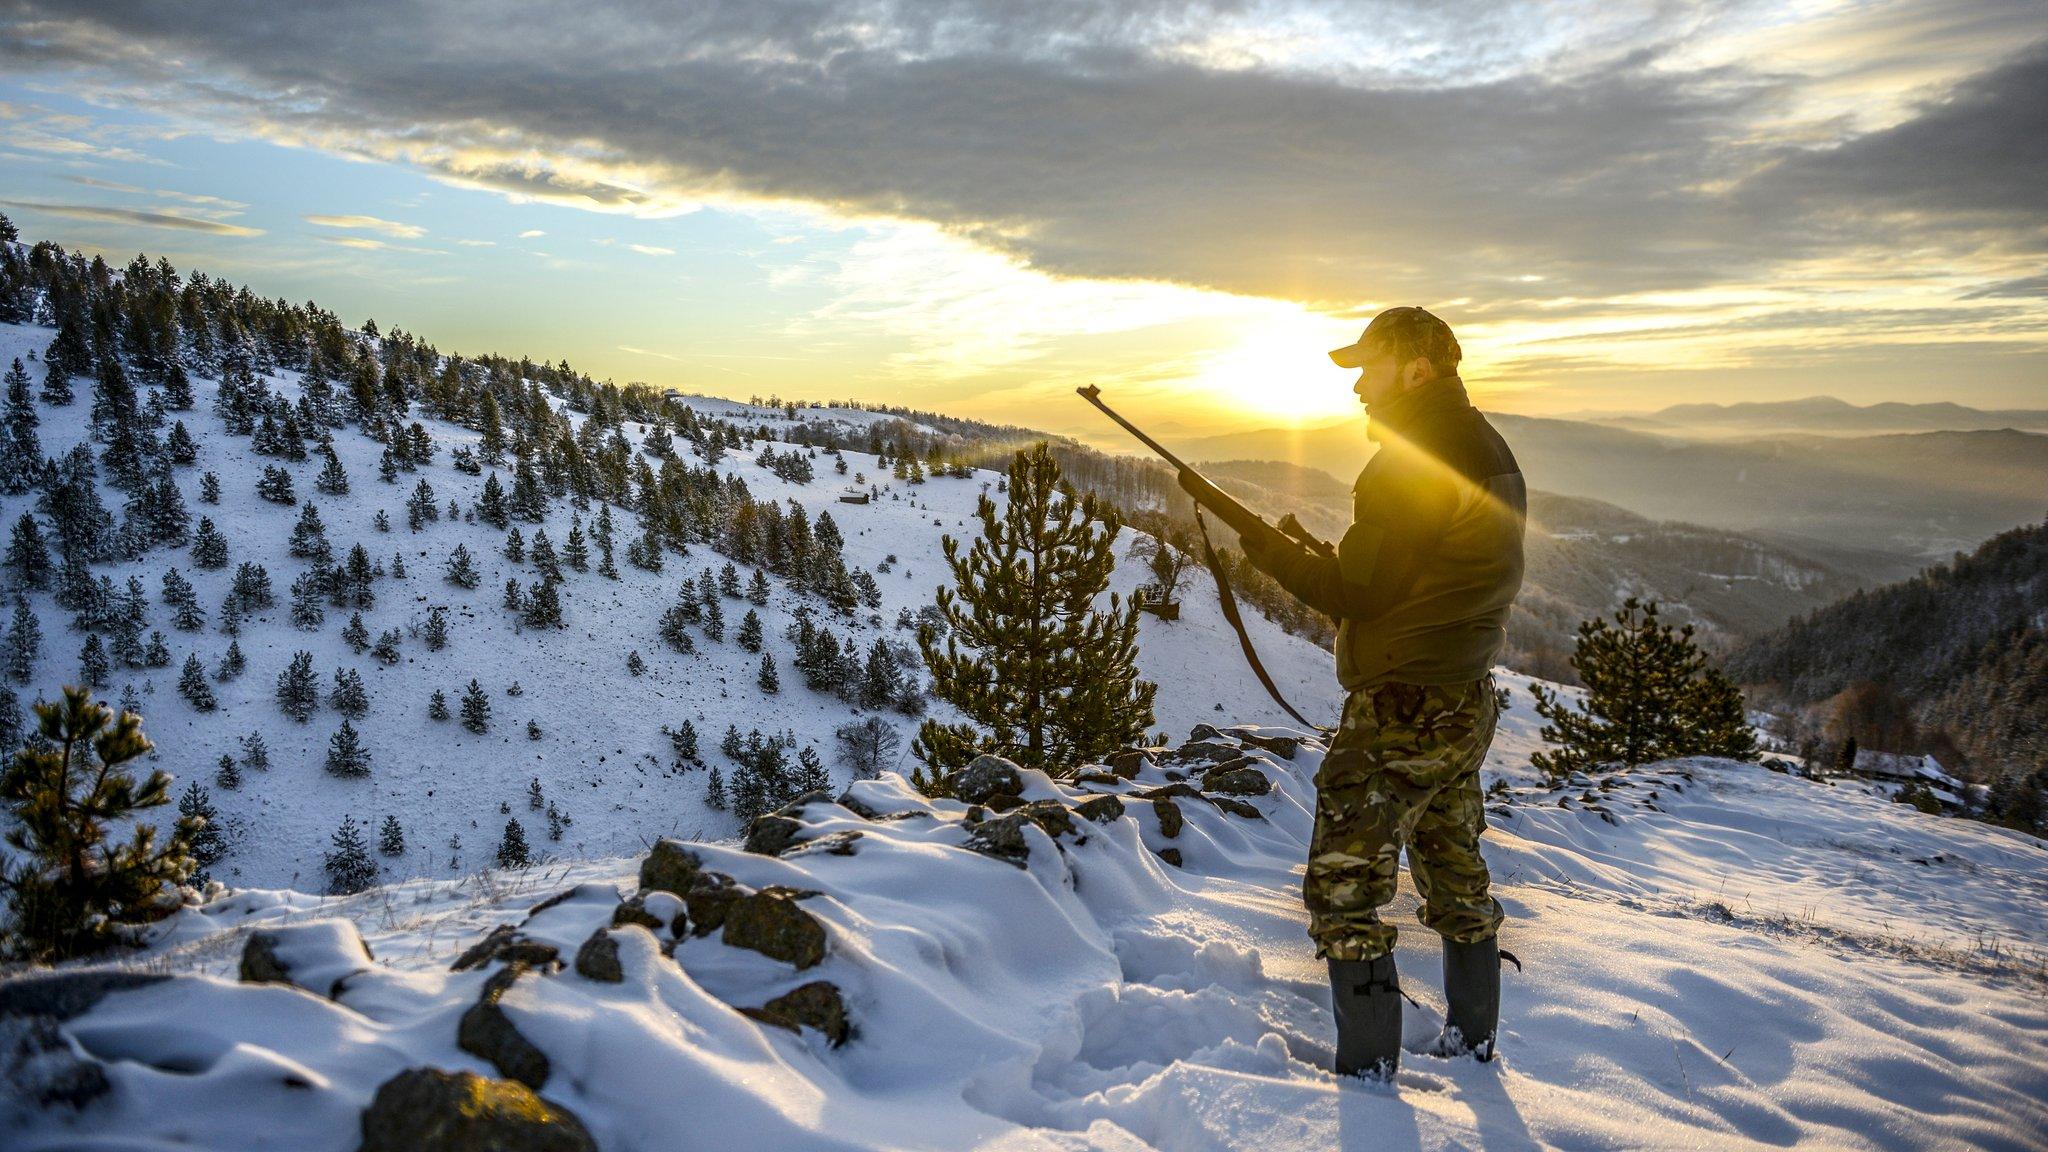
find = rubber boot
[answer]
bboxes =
[1328,955,1402,1081]
[1432,935,1500,1061]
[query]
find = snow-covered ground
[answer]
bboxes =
[8,695,2043,1150]
[0,320,1341,890]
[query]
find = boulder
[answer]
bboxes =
[610,896,665,932]
[1019,799,1075,839]
[1073,771,1123,787]
[963,812,1033,866]
[743,814,805,857]
[683,872,747,937]
[239,919,376,998]
[1228,727,1300,760]
[357,1066,595,1152]
[0,970,167,1023]
[1156,847,1184,867]
[1152,796,1184,839]
[1105,749,1150,779]
[773,789,836,817]
[638,838,704,896]
[721,887,827,969]
[457,964,550,1089]
[1073,794,1126,823]
[1207,795,1265,820]
[1140,782,1203,802]
[742,980,851,1048]
[573,929,623,983]
[954,754,1024,805]
[1169,739,1239,764]
[784,829,863,858]
[1188,723,1227,742]
[1200,765,1273,797]
[450,925,561,974]
[982,792,1026,813]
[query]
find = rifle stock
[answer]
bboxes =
[1078,385,1334,558]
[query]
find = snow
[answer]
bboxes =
[0,321,1340,890]
[11,699,2048,1149]
[4,322,2045,1149]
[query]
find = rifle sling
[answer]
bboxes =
[1191,509,1328,734]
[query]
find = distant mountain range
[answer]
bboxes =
[1571,396,2048,435]
[1181,415,2048,562]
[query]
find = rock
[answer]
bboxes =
[1228,727,1300,760]
[1156,847,1184,867]
[1207,795,1265,820]
[0,970,168,1023]
[1140,782,1203,801]
[239,919,376,998]
[773,789,836,818]
[1198,753,1259,776]
[458,964,550,1089]
[450,925,561,974]
[954,754,1024,805]
[638,838,704,896]
[524,882,616,919]
[963,812,1033,866]
[611,896,665,932]
[1105,749,1150,779]
[1169,739,1239,764]
[743,814,805,857]
[573,929,623,983]
[0,1014,110,1110]
[1153,796,1184,839]
[721,887,827,969]
[784,829,863,858]
[1019,799,1075,839]
[1073,771,1123,787]
[358,1066,595,1152]
[742,980,851,1047]
[683,872,746,937]
[1073,794,1126,823]
[1201,765,1273,797]
[836,789,888,820]
[982,792,1025,813]
[1188,722,1227,742]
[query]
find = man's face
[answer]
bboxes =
[1350,350,1403,408]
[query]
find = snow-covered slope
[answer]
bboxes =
[8,692,2044,1150]
[0,320,1342,890]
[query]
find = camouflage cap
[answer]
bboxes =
[1329,306,1460,370]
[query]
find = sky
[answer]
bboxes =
[1,0,2043,444]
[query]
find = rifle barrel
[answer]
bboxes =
[1076,385,1194,474]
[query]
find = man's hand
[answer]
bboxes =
[1237,518,1293,566]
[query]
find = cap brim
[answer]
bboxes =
[1328,342,1368,369]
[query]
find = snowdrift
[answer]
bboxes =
[7,722,2044,1150]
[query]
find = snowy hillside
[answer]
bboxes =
[0,320,1342,891]
[7,679,2043,1150]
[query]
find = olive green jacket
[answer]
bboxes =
[1246,377,1525,690]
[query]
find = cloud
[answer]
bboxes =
[318,235,439,254]
[2,199,263,236]
[304,212,426,238]
[627,243,674,256]
[456,238,496,246]
[518,229,545,238]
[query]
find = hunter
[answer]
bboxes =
[1237,306,1526,1082]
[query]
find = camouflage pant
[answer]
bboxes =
[1305,677,1504,962]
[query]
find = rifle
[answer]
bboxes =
[1076,385,1333,558]
[1077,384,1332,732]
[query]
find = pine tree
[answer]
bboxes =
[370,629,401,665]
[546,803,567,841]
[504,527,525,563]
[478,472,509,529]
[323,815,376,895]
[793,744,828,793]
[325,718,371,778]
[460,678,492,734]
[626,649,646,676]
[215,753,241,790]
[428,688,450,721]
[913,445,1155,778]
[737,609,764,652]
[179,781,226,883]
[406,477,438,530]
[191,516,229,568]
[423,606,449,651]
[521,578,561,628]
[5,595,39,684]
[704,765,728,810]
[315,449,349,495]
[78,633,110,689]
[215,639,245,681]
[378,814,405,857]
[563,517,590,571]
[288,503,330,561]
[669,719,699,764]
[143,631,172,668]
[239,731,270,772]
[758,652,780,694]
[165,421,198,465]
[444,543,480,588]
[276,649,320,721]
[495,818,531,868]
[178,653,216,711]
[0,686,196,960]
[704,596,725,643]
[255,465,296,504]
[5,514,50,589]
[330,667,369,718]
[199,472,221,504]
[341,611,370,654]
[747,568,771,605]
[1529,599,1760,783]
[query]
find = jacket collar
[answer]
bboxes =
[1367,375,1469,442]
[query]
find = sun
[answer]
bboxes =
[1188,307,1361,425]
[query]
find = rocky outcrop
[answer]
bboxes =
[1152,796,1184,839]
[722,887,828,969]
[573,928,624,983]
[457,964,550,1089]
[357,1066,595,1152]
[683,872,745,937]
[1073,794,1125,823]
[239,919,377,998]
[1200,764,1273,796]
[638,838,704,896]
[743,814,805,856]
[742,981,851,1047]
[953,754,1024,805]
